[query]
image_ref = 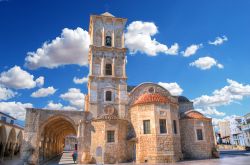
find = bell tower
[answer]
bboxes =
[86,12,128,119]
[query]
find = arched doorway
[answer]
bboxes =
[0,125,7,161]
[4,128,16,159]
[39,116,77,163]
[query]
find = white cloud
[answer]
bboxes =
[25,27,90,69]
[35,76,44,87]
[60,88,85,110]
[196,107,225,117]
[181,44,202,57]
[158,82,183,96]
[0,66,43,89]
[73,76,88,84]
[44,101,77,111]
[209,35,228,46]
[212,115,239,126]
[31,86,57,98]
[193,79,250,107]
[0,86,16,101]
[189,56,224,70]
[125,21,179,56]
[0,102,33,120]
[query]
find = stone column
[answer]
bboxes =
[123,57,126,78]
[101,57,105,76]
[112,57,115,76]
[112,30,115,47]
[102,27,105,46]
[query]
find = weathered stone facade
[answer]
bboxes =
[21,12,216,164]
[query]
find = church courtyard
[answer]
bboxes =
[4,150,247,165]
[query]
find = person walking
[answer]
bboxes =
[72,150,78,164]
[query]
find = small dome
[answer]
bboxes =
[133,93,170,106]
[177,96,190,103]
[182,110,209,120]
[101,12,115,17]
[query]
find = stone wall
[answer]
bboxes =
[129,103,182,163]
[180,119,215,159]
[90,119,129,164]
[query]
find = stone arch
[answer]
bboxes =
[0,125,7,160]
[5,128,16,158]
[38,114,78,162]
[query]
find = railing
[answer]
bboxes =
[241,123,250,131]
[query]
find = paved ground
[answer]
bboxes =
[1,150,250,165]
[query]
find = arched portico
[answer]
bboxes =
[38,115,77,162]
[21,108,88,164]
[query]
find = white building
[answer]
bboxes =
[229,117,245,146]
[241,113,250,147]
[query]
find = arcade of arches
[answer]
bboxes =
[0,123,23,162]
[21,108,86,164]
[39,116,77,162]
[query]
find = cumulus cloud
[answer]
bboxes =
[196,107,225,117]
[193,79,250,107]
[181,44,202,57]
[60,88,85,110]
[73,76,88,84]
[0,102,33,120]
[209,35,228,46]
[25,28,90,69]
[35,76,44,87]
[44,101,77,111]
[0,86,16,101]
[125,21,179,56]
[0,66,44,89]
[189,56,224,70]
[158,82,183,96]
[31,86,57,98]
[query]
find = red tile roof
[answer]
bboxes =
[182,111,209,120]
[133,93,170,106]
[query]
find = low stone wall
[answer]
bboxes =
[218,144,246,151]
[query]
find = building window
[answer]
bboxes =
[196,129,203,140]
[105,64,112,75]
[1,116,7,122]
[105,91,112,102]
[160,119,167,134]
[10,120,14,124]
[107,131,115,143]
[105,36,112,47]
[143,120,151,134]
[173,120,177,134]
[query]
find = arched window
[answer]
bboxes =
[105,36,112,47]
[105,64,112,76]
[105,91,112,101]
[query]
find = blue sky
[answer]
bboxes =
[0,0,250,125]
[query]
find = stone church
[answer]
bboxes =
[21,12,216,164]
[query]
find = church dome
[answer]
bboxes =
[181,110,210,120]
[133,93,170,106]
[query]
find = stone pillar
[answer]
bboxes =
[102,27,105,46]
[123,57,126,78]
[21,109,40,165]
[101,57,104,76]
[112,30,115,47]
[0,142,6,162]
[112,57,115,76]
[78,120,92,164]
